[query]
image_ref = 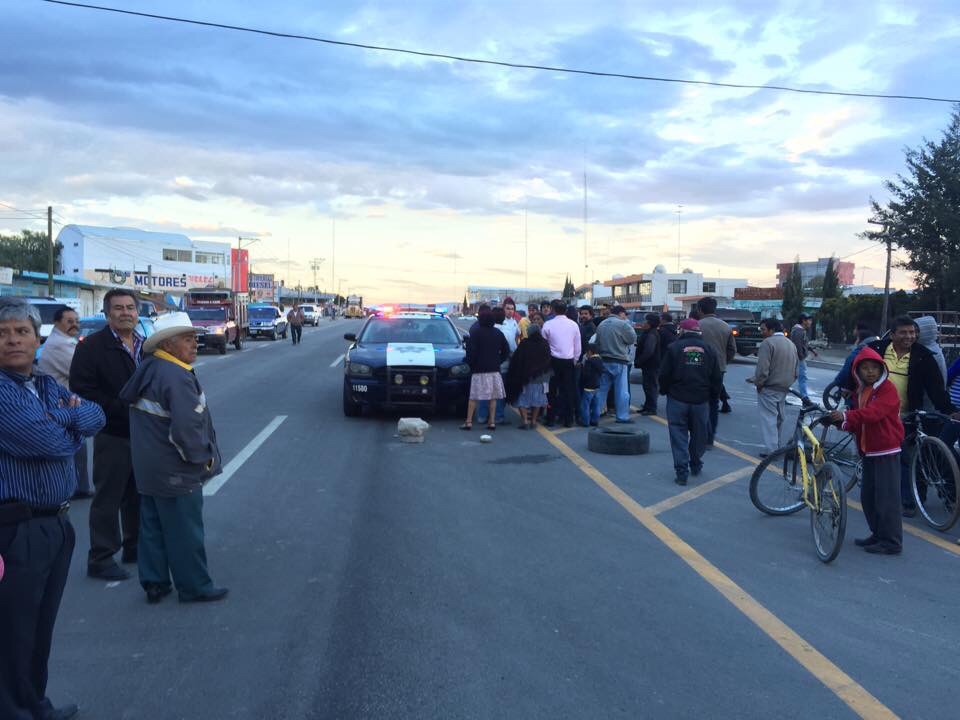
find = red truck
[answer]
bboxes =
[183,288,249,354]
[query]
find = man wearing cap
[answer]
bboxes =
[1,297,105,720]
[789,313,818,405]
[119,312,228,604]
[658,319,721,486]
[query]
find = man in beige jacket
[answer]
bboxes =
[750,318,798,457]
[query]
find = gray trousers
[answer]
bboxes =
[89,433,140,569]
[757,387,787,453]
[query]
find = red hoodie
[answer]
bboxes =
[841,346,905,456]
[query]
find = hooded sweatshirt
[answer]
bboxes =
[914,316,947,387]
[841,347,904,456]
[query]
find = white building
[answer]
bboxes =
[58,225,233,295]
[466,286,559,306]
[594,265,748,312]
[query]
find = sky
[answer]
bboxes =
[2,0,959,303]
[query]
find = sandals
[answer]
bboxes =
[486,424,496,431]
[460,423,472,431]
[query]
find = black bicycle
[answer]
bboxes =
[903,410,960,532]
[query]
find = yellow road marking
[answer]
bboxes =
[537,425,898,720]
[647,466,755,516]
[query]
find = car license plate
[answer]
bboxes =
[352,384,368,393]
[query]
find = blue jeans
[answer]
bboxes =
[598,361,631,421]
[580,389,601,425]
[666,397,710,478]
[792,360,809,399]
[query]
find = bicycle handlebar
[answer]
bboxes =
[902,409,960,424]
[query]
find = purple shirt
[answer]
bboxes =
[110,327,144,367]
[541,315,582,360]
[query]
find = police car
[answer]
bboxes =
[342,310,470,416]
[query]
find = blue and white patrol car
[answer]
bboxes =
[341,311,470,416]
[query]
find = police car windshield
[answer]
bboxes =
[186,309,225,321]
[249,307,277,318]
[359,318,459,345]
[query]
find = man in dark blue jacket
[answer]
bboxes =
[659,319,722,486]
[0,297,105,720]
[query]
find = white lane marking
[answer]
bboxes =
[330,353,344,368]
[204,415,287,496]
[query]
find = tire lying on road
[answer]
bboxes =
[587,426,650,455]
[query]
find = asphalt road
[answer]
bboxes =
[47,320,959,719]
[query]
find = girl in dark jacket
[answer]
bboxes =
[462,309,510,430]
[505,323,553,429]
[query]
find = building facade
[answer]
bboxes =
[58,225,233,296]
[466,286,559,306]
[776,257,855,288]
[593,266,747,312]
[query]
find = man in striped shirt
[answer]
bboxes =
[0,297,105,720]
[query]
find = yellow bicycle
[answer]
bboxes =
[749,401,847,563]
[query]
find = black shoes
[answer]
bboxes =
[146,585,173,604]
[88,563,130,581]
[902,506,917,518]
[121,548,138,564]
[46,703,79,720]
[180,587,229,603]
[854,536,879,547]
[690,465,703,477]
[720,402,732,414]
[640,408,657,416]
[675,475,688,486]
[864,544,901,556]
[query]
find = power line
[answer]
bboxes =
[42,0,960,104]
[0,201,47,221]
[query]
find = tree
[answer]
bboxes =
[0,229,61,274]
[462,294,468,313]
[780,260,805,324]
[562,275,576,299]
[866,107,960,310]
[822,256,841,299]
[805,274,825,295]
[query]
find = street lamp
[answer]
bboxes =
[237,235,260,292]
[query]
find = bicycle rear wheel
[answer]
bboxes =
[821,380,844,411]
[911,436,960,531]
[749,446,805,515]
[818,423,862,493]
[810,462,847,563]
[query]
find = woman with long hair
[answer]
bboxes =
[505,323,554,429]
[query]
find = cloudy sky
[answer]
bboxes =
[2,0,958,302]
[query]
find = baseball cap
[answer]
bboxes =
[678,318,701,331]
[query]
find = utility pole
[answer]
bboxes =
[583,169,588,286]
[331,218,336,303]
[676,205,683,273]
[47,206,54,295]
[310,258,325,293]
[868,219,893,331]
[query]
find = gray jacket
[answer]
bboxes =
[595,317,637,364]
[38,327,77,388]
[119,353,222,497]
[699,315,736,372]
[754,333,798,392]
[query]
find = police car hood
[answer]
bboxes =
[350,342,465,368]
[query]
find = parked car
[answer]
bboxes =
[714,308,763,356]
[76,315,156,342]
[247,304,288,340]
[26,297,83,342]
[299,304,320,326]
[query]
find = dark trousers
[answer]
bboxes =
[547,358,577,424]
[707,371,726,443]
[138,492,214,601]
[291,324,303,344]
[74,440,93,495]
[640,365,659,413]
[89,433,139,570]
[0,514,75,720]
[666,397,710,478]
[861,453,903,551]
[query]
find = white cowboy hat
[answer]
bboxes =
[143,311,199,353]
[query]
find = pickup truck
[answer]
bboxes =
[715,309,763,357]
[248,304,288,340]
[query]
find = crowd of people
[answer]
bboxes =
[1,291,226,720]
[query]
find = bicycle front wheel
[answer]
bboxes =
[810,462,847,563]
[818,422,862,493]
[911,435,960,531]
[821,380,844,411]
[749,446,805,515]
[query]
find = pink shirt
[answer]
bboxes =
[541,316,582,360]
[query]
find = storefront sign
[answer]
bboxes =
[0,267,13,285]
[231,249,249,292]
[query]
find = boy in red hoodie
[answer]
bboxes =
[829,347,905,555]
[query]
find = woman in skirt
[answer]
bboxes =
[462,307,510,430]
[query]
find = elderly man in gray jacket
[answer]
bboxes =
[749,318,798,457]
[119,312,227,604]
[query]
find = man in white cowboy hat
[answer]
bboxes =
[119,312,228,604]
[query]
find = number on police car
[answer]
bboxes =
[352,384,368,393]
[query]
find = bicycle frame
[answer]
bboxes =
[795,424,828,510]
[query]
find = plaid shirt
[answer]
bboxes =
[110,327,144,366]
